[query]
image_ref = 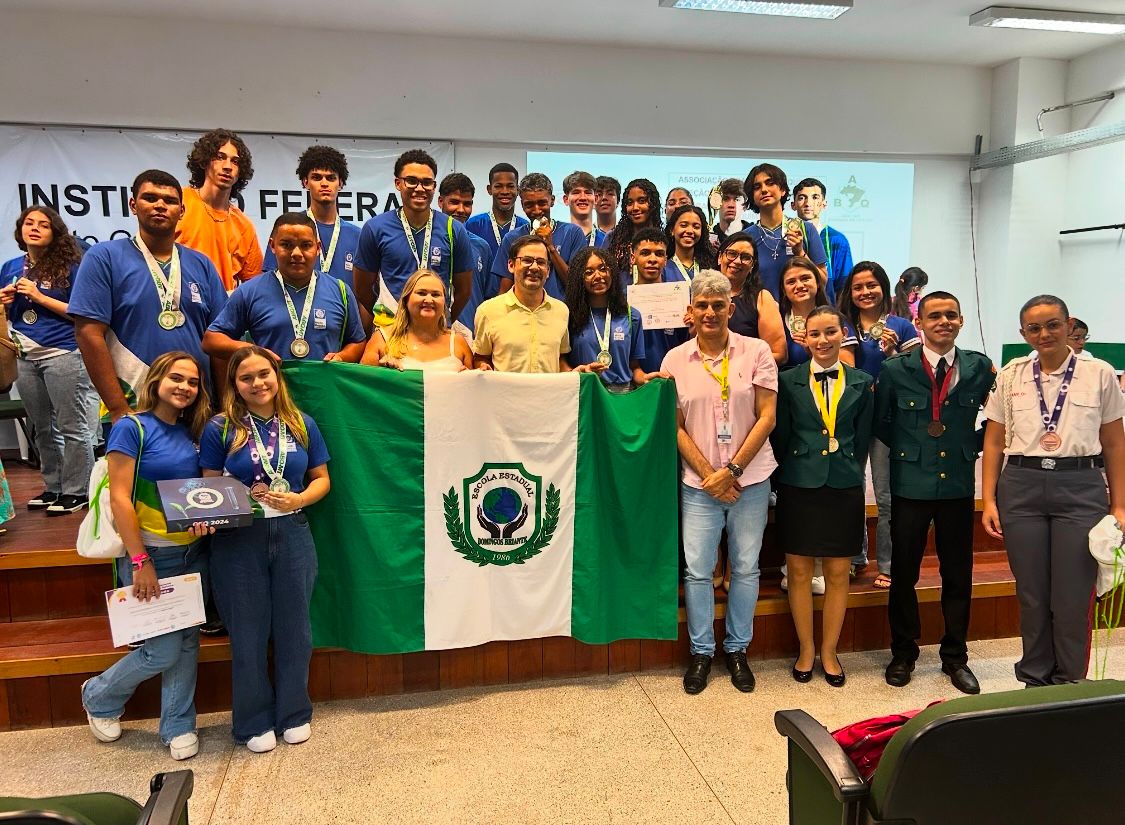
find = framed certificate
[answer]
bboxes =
[627,281,689,330]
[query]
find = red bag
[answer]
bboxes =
[831,701,943,780]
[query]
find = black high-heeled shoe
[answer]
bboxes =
[791,660,813,683]
[823,657,846,688]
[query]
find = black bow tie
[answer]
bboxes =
[813,369,836,382]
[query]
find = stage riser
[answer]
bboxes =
[0,593,1021,730]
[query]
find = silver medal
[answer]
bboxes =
[158,310,178,330]
[290,338,311,358]
[597,350,613,368]
[269,478,291,494]
[21,309,37,325]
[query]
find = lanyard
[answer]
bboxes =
[489,212,511,248]
[307,210,341,273]
[591,308,611,354]
[673,257,696,282]
[400,209,434,268]
[700,346,730,414]
[810,364,845,438]
[248,415,287,483]
[921,354,955,427]
[132,236,181,313]
[276,272,317,342]
[587,229,598,247]
[822,226,832,277]
[1032,353,1077,434]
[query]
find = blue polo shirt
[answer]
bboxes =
[490,222,588,302]
[853,314,919,379]
[69,239,227,402]
[1,256,79,359]
[565,307,645,385]
[354,208,475,303]
[207,271,365,361]
[465,213,530,257]
[821,225,854,307]
[747,219,828,300]
[262,218,362,290]
[458,234,495,335]
[199,412,330,502]
[662,260,698,284]
[639,326,689,374]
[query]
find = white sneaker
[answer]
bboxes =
[169,732,198,761]
[811,576,826,596]
[283,723,311,745]
[779,576,788,592]
[247,730,277,753]
[81,679,121,743]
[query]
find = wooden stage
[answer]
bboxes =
[0,463,1019,730]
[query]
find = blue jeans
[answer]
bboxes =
[210,513,318,742]
[681,481,769,656]
[16,351,94,496]
[82,543,207,743]
[853,439,893,575]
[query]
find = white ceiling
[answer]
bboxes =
[9,0,1125,66]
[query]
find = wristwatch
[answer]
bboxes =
[726,461,744,479]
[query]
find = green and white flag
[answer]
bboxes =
[284,362,681,654]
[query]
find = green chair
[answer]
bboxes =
[0,769,192,825]
[775,680,1125,824]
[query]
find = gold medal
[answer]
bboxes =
[827,437,839,453]
[790,315,806,334]
[597,350,613,368]
[868,319,887,339]
[290,338,310,359]
[158,310,178,330]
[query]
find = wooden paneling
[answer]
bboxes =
[7,675,51,729]
[329,651,368,700]
[440,646,484,690]
[6,569,48,621]
[401,651,440,693]
[607,640,640,674]
[573,642,608,676]
[507,639,544,683]
[541,637,576,680]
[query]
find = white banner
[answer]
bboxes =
[0,124,454,259]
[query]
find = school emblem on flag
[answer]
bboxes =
[444,463,560,567]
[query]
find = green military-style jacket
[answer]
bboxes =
[874,347,995,500]
[772,361,875,489]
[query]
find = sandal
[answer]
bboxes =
[873,573,892,590]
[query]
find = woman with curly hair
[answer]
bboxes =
[563,247,656,391]
[664,204,716,283]
[604,178,662,280]
[177,128,263,289]
[0,206,93,515]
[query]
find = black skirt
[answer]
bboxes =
[776,482,865,558]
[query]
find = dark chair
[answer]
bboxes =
[0,398,39,469]
[775,679,1125,824]
[0,769,192,825]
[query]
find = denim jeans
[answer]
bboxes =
[681,480,769,656]
[82,542,208,743]
[210,513,318,742]
[16,351,94,496]
[852,439,893,575]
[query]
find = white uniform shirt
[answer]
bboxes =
[984,350,1125,457]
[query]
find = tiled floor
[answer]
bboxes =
[2,635,1123,824]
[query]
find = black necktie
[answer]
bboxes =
[935,357,948,387]
[814,370,834,413]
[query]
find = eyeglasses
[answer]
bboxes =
[398,176,437,191]
[515,256,548,269]
[583,265,610,277]
[721,249,755,264]
[1021,320,1067,336]
[1067,332,1088,342]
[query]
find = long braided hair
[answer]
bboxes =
[605,178,662,277]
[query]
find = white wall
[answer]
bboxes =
[1059,40,1125,346]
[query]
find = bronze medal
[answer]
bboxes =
[1039,432,1062,452]
[250,482,269,502]
[926,420,945,437]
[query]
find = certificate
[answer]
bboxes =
[105,573,206,648]
[627,281,689,330]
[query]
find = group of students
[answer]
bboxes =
[2,128,1123,760]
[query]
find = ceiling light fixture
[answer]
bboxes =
[969,6,1125,35]
[657,0,852,20]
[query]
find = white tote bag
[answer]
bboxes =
[76,416,143,559]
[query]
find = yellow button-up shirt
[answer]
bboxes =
[472,291,571,374]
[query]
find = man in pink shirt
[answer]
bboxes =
[661,269,778,695]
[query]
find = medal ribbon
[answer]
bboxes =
[591,308,612,355]
[921,354,955,429]
[810,364,845,439]
[489,212,511,248]
[400,209,434,268]
[1032,353,1077,434]
[248,415,288,484]
[276,272,318,342]
[132,236,181,314]
[587,229,598,247]
[673,257,696,282]
[307,209,341,273]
